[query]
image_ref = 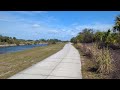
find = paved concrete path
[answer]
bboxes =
[9,43,82,79]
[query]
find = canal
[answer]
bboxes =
[0,44,48,54]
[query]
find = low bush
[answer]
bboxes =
[78,44,93,58]
[76,43,112,74]
[92,44,112,74]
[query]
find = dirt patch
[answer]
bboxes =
[88,67,98,72]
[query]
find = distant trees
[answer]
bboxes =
[14,40,20,46]
[0,35,20,46]
[71,15,120,49]
[94,31,105,43]
[34,40,39,45]
[39,39,46,42]
[0,35,12,44]
[94,29,113,48]
[38,39,62,44]
[47,39,62,44]
[0,35,63,46]
[13,37,16,40]
[70,37,77,44]
[78,28,94,43]
[71,28,94,44]
[71,29,120,49]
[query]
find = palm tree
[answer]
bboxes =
[113,15,120,33]
[113,15,120,46]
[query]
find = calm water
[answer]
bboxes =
[0,44,48,54]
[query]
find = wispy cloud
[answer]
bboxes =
[32,24,41,28]
[48,30,59,34]
[0,13,26,23]
[0,18,10,22]
[14,11,47,16]
[0,11,57,27]
[75,23,113,31]
[56,22,114,38]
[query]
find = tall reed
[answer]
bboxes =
[78,43,112,74]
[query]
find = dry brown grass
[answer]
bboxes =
[76,43,113,75]
[92,44,112,74]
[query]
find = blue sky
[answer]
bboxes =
[0,11,120,41]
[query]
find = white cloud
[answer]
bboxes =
[14,11,47,16]
[0,14,13,22]
[54,22,114,38]
[32,24,40,28]
[48,30,59,34]
[0,18,10,22]
[0,13,27,23]
[75,23,113,31]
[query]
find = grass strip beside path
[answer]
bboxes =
[0,43,65,79]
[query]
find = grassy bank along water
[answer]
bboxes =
[0,43,48,48]
[0,43,65,79]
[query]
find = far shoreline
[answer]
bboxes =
[0,43,48,48]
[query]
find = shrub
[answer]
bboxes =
[78,43,112,74]
[15,40,20,46]
[78,43,93,58]
[48,41,56,45]
[96,48,112,74]
[92,43,113,74]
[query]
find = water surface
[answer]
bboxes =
[0,44,48,54]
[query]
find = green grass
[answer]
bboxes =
[0,43,65,79]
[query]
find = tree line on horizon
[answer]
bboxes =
[0,35,64,46]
